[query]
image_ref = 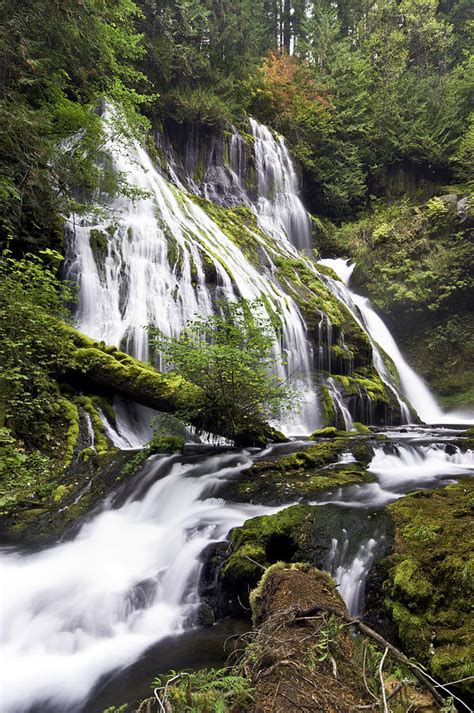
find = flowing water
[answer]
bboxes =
[65,112,320,436]
[1,431,472,710]
[319,258,474,426]
[0,452,276,712]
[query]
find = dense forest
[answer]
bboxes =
[0,0,473,712]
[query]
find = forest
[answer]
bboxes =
[0,0,473,711]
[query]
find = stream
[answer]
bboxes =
[1,427,472,712]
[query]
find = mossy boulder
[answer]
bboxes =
[221,505,313,596]
[382,479,474,693]
[310,426,338,438]
[230,438,374,504]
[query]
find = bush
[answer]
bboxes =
[149,300,297,443]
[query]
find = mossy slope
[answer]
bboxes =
[383,478,474,693]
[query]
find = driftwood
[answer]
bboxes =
[291,603,446,707]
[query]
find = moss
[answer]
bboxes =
[320,384,337,427]
[392,558,433,604]
[351,421,372,434]
[382,479,474,693]
[249,561,289,625]
[151,435,185,454]
[233,438,374,504]
[52,484,68,502]
[65,327,203,414]
[89,229,109,262]
[75,395,110,455]
[61,398,79,466]
[222,504,312,588]
[310,426,338,438]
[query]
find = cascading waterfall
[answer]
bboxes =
[65,110,320,436]
[318,437,473,613]
[326,377,354,430]
[250,118,312,251]
[319,258,474,425]
[316,441,474,509]
[326,533,382,616]
[0,453,277,712]
[318,258,412,423]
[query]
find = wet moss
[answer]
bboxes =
[320,384,337,427]
[310,426,338,438]
[65,328,203,414]
[75,395,109,455]
[89,229,108,262]
[222,504,313,589]
[383,479,474,693]
[62,398,79,467]
[232,439,374,504]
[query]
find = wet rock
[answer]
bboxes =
[195,603,215,627]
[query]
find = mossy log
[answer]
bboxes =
[62,328,203,415]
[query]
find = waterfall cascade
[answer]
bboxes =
[0,453,276,712]
[65,111,321,436]
[318,258,474,426]
[66,110,453,438]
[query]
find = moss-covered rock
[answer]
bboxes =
[310,426,338,438]
[229,437,374,504]
[382,479,474,693]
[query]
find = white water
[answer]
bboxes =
[250,118,312,251]
[327,377,354,430]
[322,436,473,613]
[316,441,474,509]
[66,111,320,435]
[319,258,474,425]
[0,453,276,712]
[327,533,381,616]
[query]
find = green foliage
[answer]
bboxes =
[0,251,72,442]
[0,0,150,248]
[149,300,297,443]
[152,667,254,712]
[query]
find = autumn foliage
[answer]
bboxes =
[253,51,330,139]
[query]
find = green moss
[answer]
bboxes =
[61,398,79,466]
[52,484,68,502]
[383,479,474,693]
[89,229,109,261]
[65,328,203,414]
[310,426,338,438]
[75,395,110,455]
[320,384,337,427]
[233,438,375,503]
[150,434,185,454]
[222,504,312,588]
[335,369,389,404]
[351,422,372,434]
[392,558,433,604]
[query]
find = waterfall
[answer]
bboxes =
[65,111,320,436]
[326,533,381,616]
[326,377,354,430]
[316,441,474,509]
[319,258,474,425]
[0,453,277,712]
[250,118,312,251]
